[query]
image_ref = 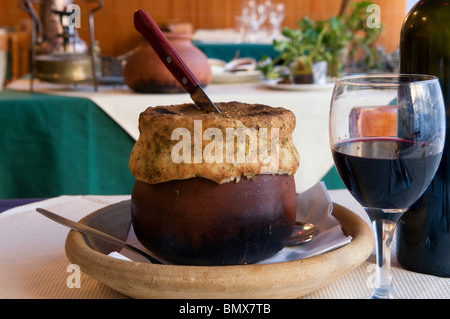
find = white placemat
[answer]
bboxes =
[0,190,448,299]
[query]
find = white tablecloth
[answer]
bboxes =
[0,190,448,299]
[7,79,334,193]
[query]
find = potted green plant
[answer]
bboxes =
[257,1,383,82]
[344,1,385,72]
[289,17,331,84]
[295,16,351,83]
[258,15,350,83]
[263,17,339,84]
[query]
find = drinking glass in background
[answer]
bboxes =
[240,0,267,43]
[267,2,285,40]
[329,74,446,299]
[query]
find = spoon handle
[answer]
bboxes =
[133,9,198,93]
[36,208,162,264]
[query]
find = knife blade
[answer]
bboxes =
[133,9,221,113]
[36,208,162,264]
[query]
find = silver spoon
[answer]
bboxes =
[36,208,163,264]
[286,222,319,246]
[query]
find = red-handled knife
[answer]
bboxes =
[134,9,220,113]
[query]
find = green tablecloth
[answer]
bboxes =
[321,166,345,190]
[0,89,135,199]
[193,41,278,62]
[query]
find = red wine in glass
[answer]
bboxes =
[332,137,442,212]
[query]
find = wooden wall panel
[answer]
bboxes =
[0,0,405,57]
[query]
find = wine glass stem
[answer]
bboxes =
[365,209,403,299]
[270,23,281,38]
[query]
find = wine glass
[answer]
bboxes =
[329,74,446,299]
[267,2,285,40]
[241,0,267,43]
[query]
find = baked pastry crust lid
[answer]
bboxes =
[129,101,299,184]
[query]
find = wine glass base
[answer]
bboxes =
[368,293,398,299]
[368,286,398,299]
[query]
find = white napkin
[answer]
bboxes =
[258,182,352,264]
[111,182,352,264]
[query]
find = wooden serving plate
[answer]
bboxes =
[65,200,373,299]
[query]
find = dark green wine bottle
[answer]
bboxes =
[397,0,450,277]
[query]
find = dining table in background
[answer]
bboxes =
[1,77,344,200]
[0,88,136,199]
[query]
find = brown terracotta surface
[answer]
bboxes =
[131,175,297,265]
